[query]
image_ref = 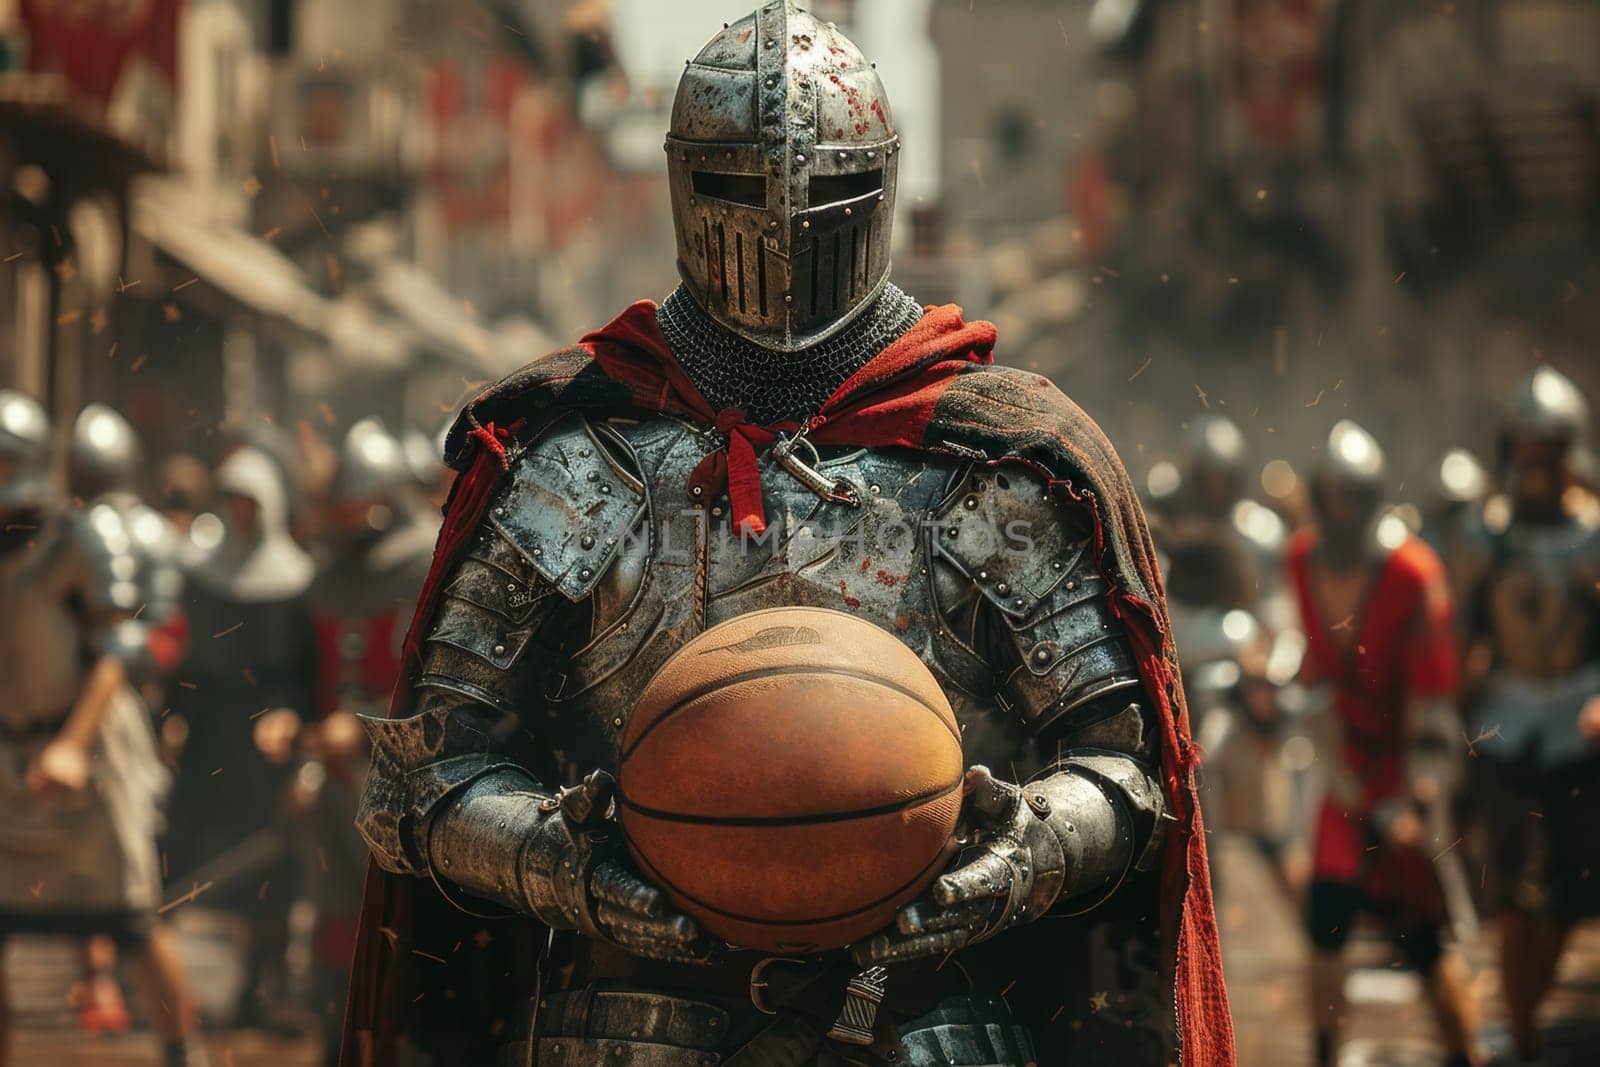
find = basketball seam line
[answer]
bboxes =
[620,664,962,762]
[630,835,953,928]
[616,778,963,827]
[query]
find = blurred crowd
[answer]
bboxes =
[1150,365,1599,1065]
[0,394,448,1065]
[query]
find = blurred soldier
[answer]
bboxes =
[1160,414,1291,621]
[1458,366,1600,1063]
[70,404,190,703]
[67,404,192,1033]
[1289,421,1481,1067]
[257,419,436,1058]
[0,391,206,1067]
[165,446,318,1027]
[1422,447,1493,612]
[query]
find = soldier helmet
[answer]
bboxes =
[331,417,412,505]
[1434,447,1489,505]
[70,402,142,499]
[1185,414,1248,476]
[0,390,55,509]
[667,2,898,351]
[1321,419,1387,491]
[1507,365,1589,445]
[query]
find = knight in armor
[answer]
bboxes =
[1456,365,1600,1063]
[343,6,1231,1065]
[164,445,319,1028]
[0,391,206,1066]
[267,418,437,1059]
[70,403,191,704]
[64,403,192,1034]
[1287,421,1482,1067]
[1157,415,1303,902]
[1422,447,1493,614]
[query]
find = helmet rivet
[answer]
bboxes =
[867,151,876,159]
[801,220,810,229]
[784,294,794,304]
[796,154,806,163]
[844,207,852,217]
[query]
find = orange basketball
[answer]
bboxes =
[617,607,964,954]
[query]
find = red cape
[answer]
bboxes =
[343,302,1233,1065]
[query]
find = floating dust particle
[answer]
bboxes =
[159,881,215,914]
[162,304,181,321]
[412,950,449,966]
[261,225,282,241]
[210,767,224,776]
[1194,384,1210,408]
[1305,389,1324,408]
[173,276,200,292]
[212,622,244,639]
[1128,358,1151,382]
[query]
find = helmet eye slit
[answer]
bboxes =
[692,171,767,208]
[808,170,884,207]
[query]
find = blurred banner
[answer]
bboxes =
[19,0,181,106]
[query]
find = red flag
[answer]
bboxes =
[20,0,182,108]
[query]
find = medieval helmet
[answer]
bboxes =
[1186,414,1247,475]
[332,417,412,506]
[70,402,142,499]
[0,390,54,510]
[1311,419,1386,527]
[1507,365,1589,445]
[1322,419,1387,490]
[666,2,898,351]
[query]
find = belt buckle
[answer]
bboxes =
[748,956,808,1015]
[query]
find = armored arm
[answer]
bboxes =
[356,416,707,960]
[857,466,1167,963]
[947,464,1166,893]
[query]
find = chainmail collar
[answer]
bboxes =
[657,283,924,426]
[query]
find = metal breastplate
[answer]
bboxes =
[538,415,1016,776]
[0,529,91,729]
[1486,516,1600,678]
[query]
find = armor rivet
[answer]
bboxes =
[869,484,881,494]
[580,567,593,579]
[785,295,794,304]
[1034,648,1051,663]
[963,495,979,510]
[769,219,779,229]
[1013,598,1026,609]
[946,527,959,539]
[996,582,1010,595]
[796,154,807,164]
[493,644,506,656]
[532,547,543,557]
[581,535,595,549]
[606,537,616,546]
[867,151,875,159]
[802,220,811,229]
[506,583,515,592]
[600,484,612,494]
[977,570,989,581]
[691,486,704,497]
[613,717,623,728]
[712,506,724,517]
[441,857,450,867]
[493,507,505,517]
[498,820,507,830]
[620,622,629,632]
[844,207,853,217]
[1052,561,1063,571]
[1065,579,1078,591]
[586,470,598,482]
